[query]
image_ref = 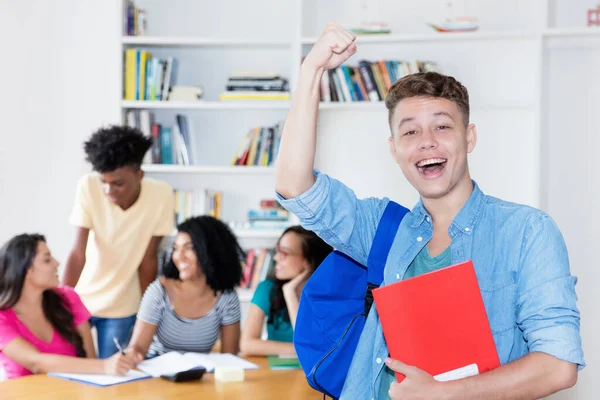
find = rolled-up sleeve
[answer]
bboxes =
[516,213,585,369]
[276,170,388,266]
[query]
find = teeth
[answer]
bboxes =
[417,158,446,167]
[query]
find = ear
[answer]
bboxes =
[466,123,477,153]
[136,168,145,181]
[388,135,398,160]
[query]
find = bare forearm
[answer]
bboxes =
[31,354,105,375]
[283,292,300,329]
[138,257,158,294]
[444,353,578,400]
[61,252,85,287]
[275,64,323,198]
[240,338,295,357]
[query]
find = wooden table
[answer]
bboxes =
[0,357,323,399]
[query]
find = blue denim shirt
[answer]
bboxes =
[277,172,585,400]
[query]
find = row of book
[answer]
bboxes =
[173,189,223,225]
[241,248,276,289]
[219,72,290,101]
[126,110,194,165]
[320,59,438,102]
[124,50,178,101]
[231,122,283,166]
[124,1,147,36]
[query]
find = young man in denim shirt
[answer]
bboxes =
[275,23,584,399]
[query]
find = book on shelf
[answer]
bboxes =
[124,0,147,36]
[173,189,223,225]
[231,122,283,166]
[220,72,290,100]
[320,59,438,103]
[127,110,195,165]
[124,50,178,101]
[241,248,276,289]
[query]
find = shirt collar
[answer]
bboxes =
[410,180,485,235]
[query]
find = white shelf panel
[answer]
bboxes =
[122,36,290,47]
[543,27,600,37]
[319,101,385,110]
[121,100,291,110]
[235,229,284,239]
[301,31,536,45]
[143,165,275,174]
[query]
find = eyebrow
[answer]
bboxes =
[397,111,455,130]
[433,111,455,120]
[397,117,415,130]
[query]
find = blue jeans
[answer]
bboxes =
[89,315,137,359]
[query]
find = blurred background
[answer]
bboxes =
[0,1,598,397]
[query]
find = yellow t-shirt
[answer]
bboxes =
[69,174,174,318]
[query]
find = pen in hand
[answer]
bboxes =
[113,337,126,356]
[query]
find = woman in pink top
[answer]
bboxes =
[0,234,141,379]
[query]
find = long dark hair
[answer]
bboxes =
[269,226,333,325]
[0,234,86,357]
[163,216,244,293]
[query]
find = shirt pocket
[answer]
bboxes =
[479,277,517,335]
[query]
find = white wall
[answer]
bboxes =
[0,0,122,262]
[543,37,600,400]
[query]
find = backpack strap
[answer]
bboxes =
[364,201,408,314]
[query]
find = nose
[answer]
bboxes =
[418,129,438,151]
[273,251,282,263]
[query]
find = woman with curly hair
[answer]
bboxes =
[126,216,244,358]
[0,234,139,379]
[61,126,174,358]
[240,226,332,356]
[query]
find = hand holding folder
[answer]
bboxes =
[373,260,500,383]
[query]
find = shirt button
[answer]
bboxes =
[417,236,423,242]
[465,227,470,232]
[376,357,382,364]
[396,273,400,280]
[426,216,430,222]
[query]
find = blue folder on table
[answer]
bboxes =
[47,370,151,387]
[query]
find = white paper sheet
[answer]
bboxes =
[137,352,259,377]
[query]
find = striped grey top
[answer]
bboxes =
[137,280,241,357]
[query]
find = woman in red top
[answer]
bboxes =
[0,234,140,379]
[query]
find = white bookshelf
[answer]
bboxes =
[120,0,597,320]
[121,100,291,110]
[122,36,290,47]
[300,30,537,44]
[543,27,600,37]
[142,164,275,174]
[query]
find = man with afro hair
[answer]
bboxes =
[62,125,174,358]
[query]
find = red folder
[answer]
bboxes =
[372,260,500,382]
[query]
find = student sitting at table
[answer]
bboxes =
[127,216,244,359]
[0,234,140,380]
[240,226,332,356]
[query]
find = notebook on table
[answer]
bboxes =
[267,355,302,370]
[47,370,151,387]
[137,352,259,377]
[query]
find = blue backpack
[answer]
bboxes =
[294,201,408,399]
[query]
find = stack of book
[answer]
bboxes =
[124,0,147,36]
[173,189,223,225]
[240,248,276,289]
[220,72,290,100]
[126,111,194,165]
[320,59,438,102]
[246,199,290,231]
[124,50,178,101]
[231,122,283,166]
